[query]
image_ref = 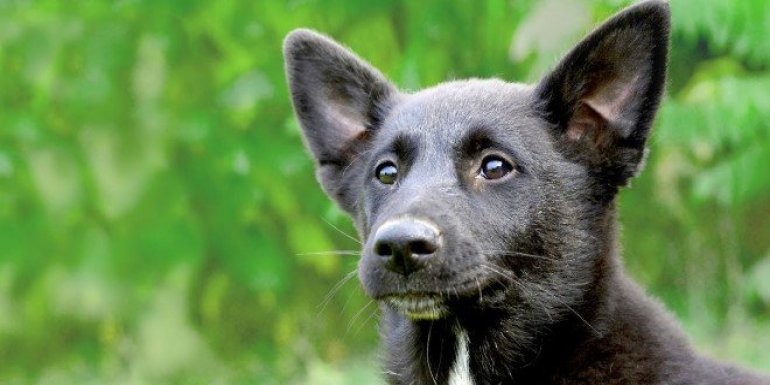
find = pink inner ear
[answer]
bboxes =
[566,103,612,149]
[583,73,641,130]
[324,99,366,139]
[566,73,641,147]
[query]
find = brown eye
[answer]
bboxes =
[376,162,398,185]
[480,155,514,180]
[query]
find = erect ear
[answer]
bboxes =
[536,0,670,187]
[284,29,397,212]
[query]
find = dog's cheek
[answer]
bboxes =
[493,182,543,247]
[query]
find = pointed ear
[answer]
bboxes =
[284,29,398,212]
[536,0,670,187]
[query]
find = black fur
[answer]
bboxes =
[284,1,770,384]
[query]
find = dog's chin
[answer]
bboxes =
[384,295,449,320]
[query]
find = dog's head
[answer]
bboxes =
[284,2,669,322]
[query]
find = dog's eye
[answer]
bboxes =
[479,155,514,180]
[375,162,398,185]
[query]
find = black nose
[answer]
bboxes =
[372,218,441,276]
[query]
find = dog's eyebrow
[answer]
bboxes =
[392,133,414,158]
[372,132,417,164]
[457,126,497,157]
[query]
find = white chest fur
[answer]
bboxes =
[448,329,474,385]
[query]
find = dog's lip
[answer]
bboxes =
[383,294,448,320]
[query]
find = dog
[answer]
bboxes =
[283,1,770,384]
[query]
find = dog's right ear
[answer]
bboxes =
[284,29,398,212]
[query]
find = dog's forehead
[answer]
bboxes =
[384,79,537,145]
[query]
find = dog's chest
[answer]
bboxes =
[448,330,474,385]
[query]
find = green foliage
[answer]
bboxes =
[0,1,767,383]
[671,0,770,66]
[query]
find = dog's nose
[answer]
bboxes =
[372,218,441,276]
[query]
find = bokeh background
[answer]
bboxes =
[1,0,769,383]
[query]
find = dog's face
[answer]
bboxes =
[285,2,669,321]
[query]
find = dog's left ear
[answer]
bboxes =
[536,0,670,187]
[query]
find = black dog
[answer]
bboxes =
[284,1,769,384]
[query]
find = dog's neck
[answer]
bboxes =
[381,209,624,385]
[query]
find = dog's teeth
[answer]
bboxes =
[385,296,447,319]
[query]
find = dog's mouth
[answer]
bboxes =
[384,295,448,320]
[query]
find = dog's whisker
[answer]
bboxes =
[479,266,507,288]
[508,276,556,323]
[382,369,402,378]
[320,218,362,245]
[480,250,560,262]
[476,277,483,303]
[352,307,380,337]
[340,284,359,315]
[527,281,600,336]
[479,264,514,282]
[317,269,358,314]
[345,300,374,335]
[480,264,559,322]
[480,271,505,286]
[296,250,361,256]
[341,148,374,178]
[426,320,437,385]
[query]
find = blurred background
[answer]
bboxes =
[0,0,768,383]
